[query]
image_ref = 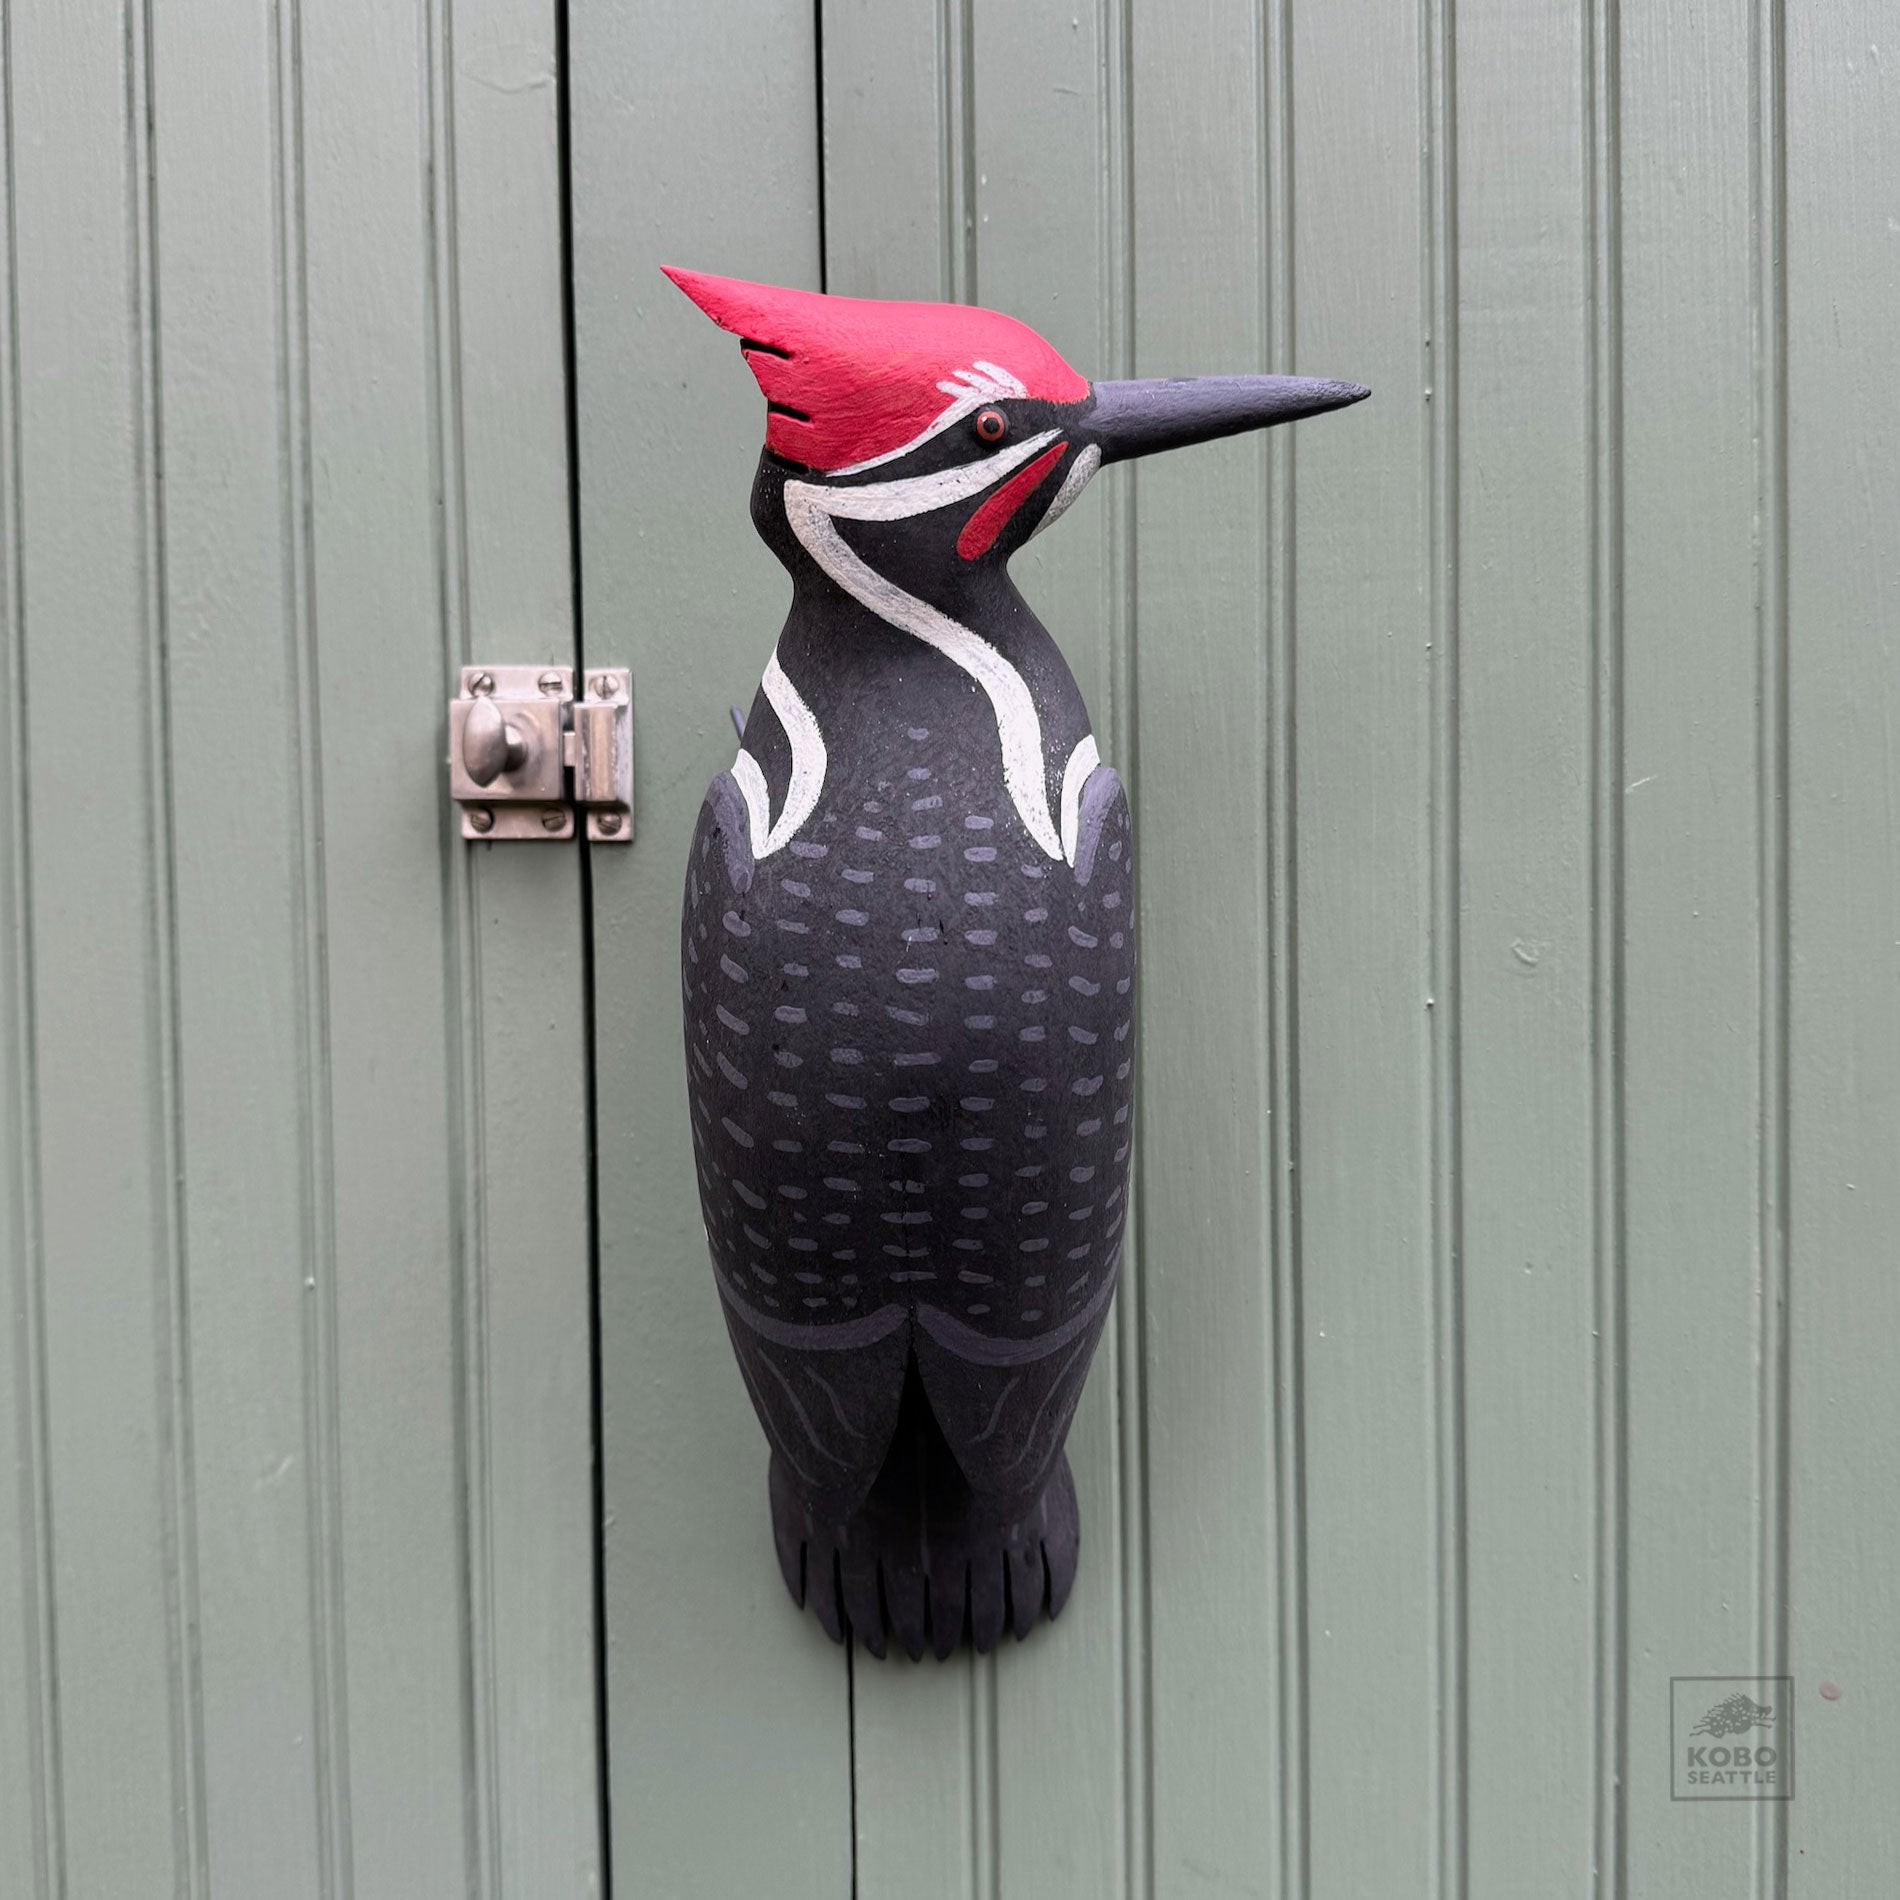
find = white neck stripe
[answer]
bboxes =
[731,649,826,860]
[783,469,1071,860]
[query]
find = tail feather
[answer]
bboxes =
[768,1357,1079,1658]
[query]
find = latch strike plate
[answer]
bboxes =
[567,669,634,842]
[448,664,633,842]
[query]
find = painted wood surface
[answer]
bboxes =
[0,0,599,1894]
[577,1,1900,1896]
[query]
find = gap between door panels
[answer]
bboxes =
[552,2,616,1893]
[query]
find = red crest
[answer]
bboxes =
[663,267,1089,475]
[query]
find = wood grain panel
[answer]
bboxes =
[6,5,201,1887]
[0,14,58,1889]
[148,0,328,1887]
[1453,0,1602,1888]
[1289,0,1441,1887]
[1618,0,1766,1888]
[1785,0,1900,1884]
[1124,3,1287,1888]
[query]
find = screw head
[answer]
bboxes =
[469,671,495,695]
[592,673,617,699]
[595,812,623,836]
[467,806,495,833]
[541,808,567,832]
[538,669,566,696]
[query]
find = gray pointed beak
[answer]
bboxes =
[1082,374,1369,464]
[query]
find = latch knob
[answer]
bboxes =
[461,697,531,786]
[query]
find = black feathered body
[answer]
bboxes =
[667,266,1365,1659]
[681,455,1135,1656]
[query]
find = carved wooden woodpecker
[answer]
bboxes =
[670,267,1366,1658]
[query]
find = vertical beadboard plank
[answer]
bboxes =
[572,3,852,1892]
[1750,7,1793,1898]
[7,3,201,1889]
[1127,2,1283,1887]
[1617,0,1762,1888]
[1260,7,1307,1892]
[0,10,57,1885]
[1288,0,1440,1886]
[970,6,1132,1893]
[819,12,984,1898]
[820,0,950,300]
[1785,0,1900,1883]
[144,0,327,1890]
[447,0,600,1888]
[1422,0,1468,1887]
[297,0,474,1885]
[1584,2,1628,1891]
[1453,0,1599,1889]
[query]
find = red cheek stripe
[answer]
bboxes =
[957,442,1069,560]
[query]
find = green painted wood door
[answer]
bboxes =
[3,1,1898,1896]
[574,1,1900,1896]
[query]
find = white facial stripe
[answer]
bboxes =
[731,647,827,859]
[783,466,1079,862]
[1031,442,1102,540]
[827,361,1030,476]
[816,430,1060,523]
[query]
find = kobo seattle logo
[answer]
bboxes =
[1670,1677,1794,1801]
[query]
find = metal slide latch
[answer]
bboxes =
[448,664,633,843]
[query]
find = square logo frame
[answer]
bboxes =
[1670,1676,1794,1802]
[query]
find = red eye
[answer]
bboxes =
[974,407,1008,444]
